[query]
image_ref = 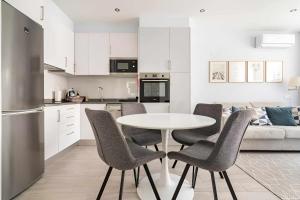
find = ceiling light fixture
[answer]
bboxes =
[114,8,120,13]
[290,8,298,12]
[200,9,206,13]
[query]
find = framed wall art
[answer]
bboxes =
[209,61,228,83]
[266,61,283,83]
[228,61,246,83]
[247,61,265,83]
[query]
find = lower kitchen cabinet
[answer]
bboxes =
[80,104,106,140]
[143,103,170,113]
[44,104,80,160]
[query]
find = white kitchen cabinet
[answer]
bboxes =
[89,33,110,75]
[44,106,59,160]
[58,105,80,151]
[170,28,190,73]
[110,33,138,58]
[139,27,190,73]
[44,104,80,160]
[5,0,44,25]
[44,0,74,72]
[80,104,106,139]
[139,28,170,73]
[75,33,110,75]
[170,73,191,113]
[75,33,89,75]
[143,103,170,113]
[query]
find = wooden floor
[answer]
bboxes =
[16,145,279,200]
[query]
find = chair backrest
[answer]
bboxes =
[208,110,253,171]
[193,103,223,136]
[85,109,136,170]
[121,103,149,136]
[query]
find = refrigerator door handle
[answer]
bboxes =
[2,107,44,116]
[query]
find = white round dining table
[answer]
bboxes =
[117,113,216,200]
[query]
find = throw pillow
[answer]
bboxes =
[250,107,272,126]
[292,107,300,125]
[223,107,232,115]
[265,107,297,126]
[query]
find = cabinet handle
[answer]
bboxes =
[57,110,61,122]
[67,131,74,135]
[40,6,44,21]
[67,116,74,119]
[67,123,74,127]
[168,60,172,70]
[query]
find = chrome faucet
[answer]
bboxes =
[98,86,104,102]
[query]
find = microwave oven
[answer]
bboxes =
[110,59,138,73]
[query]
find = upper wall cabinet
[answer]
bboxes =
[110,33,138,58]
[75,32,137,75]
[5,0,44,25]
[139,28,170,73]
[139,27,190,73]
[75,33,110,75]
[44,0,74,73]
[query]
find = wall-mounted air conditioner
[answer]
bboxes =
[256,34,295,48]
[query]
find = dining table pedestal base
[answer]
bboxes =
[136,173,194,200]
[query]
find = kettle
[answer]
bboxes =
[66,88,77,98]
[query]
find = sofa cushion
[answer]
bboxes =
[266,107,297,126]
[276,126,300,139]
[244,126,285,139]
[292,107,300,125]
[250,107,272,126]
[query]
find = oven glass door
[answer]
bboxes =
[140,80,170,102]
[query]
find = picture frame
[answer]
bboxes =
[228,61,246,83]
[209,61,228,83]
[266,61,283,83]
[247,61,265,83]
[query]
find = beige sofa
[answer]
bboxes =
[219,102,300,151]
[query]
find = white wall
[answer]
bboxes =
[190,17,300,110]
[67,76,138,99]
[44,70,68,99]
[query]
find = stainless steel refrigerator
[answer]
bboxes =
[2,1,44,200]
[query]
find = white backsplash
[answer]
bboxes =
[44,70,68,99]
[67,76,138,99]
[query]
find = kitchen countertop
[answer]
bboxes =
[44,98,138,106]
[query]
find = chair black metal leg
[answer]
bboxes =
[192,167,199,189]
[172,145,185,168]
[143,164,161,200]
[222,171,237,200]
[119,171,125,200]
[210,171,218,200]
[154,145,162,163]
[219,172,224,179]
[97,166,113,200]
[172,164,191,200]
[133,169,138,188]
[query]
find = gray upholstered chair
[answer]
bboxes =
[121,103,162,158]
[171,103,222,171]
[168,110,253,200]
[85,109,165,200]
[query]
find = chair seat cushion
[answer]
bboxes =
[127,139,165,168]
[168,140,215,171]
[130,130,162,146]
[172,129,212,146]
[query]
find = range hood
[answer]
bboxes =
[44,63,65,72]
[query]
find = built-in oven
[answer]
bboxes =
[110,59,138,73]
[139,73,170,103]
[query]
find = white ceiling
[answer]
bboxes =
[53,0,300,30]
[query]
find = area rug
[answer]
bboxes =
[236,153,300,200]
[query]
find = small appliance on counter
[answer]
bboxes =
[110,59,138,73]
[139,73,170,103]
[65,88,85,103]
[54,90,63,102]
